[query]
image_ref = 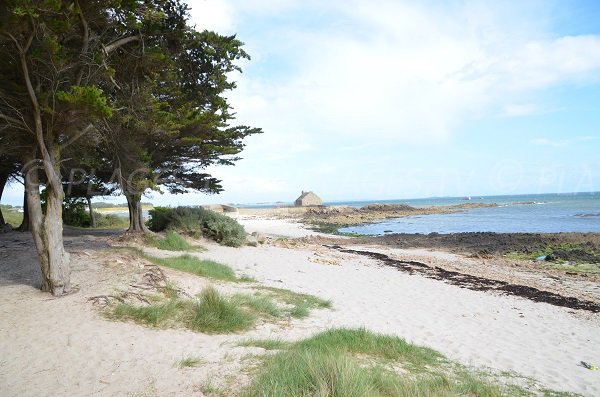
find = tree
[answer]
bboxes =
[0,1,261,294]
[99,15,261,232]
[0,1,150,295]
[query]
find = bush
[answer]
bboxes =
[63,197,92,227]
[147,206,246,247]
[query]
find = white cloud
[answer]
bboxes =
[223,1,600,150]
[180,1,600,202]
[502,104,549,117]
[187,0,234,32]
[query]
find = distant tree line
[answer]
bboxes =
[0,1,261,296]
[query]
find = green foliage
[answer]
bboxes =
[188,287,255,333]
[295,328,440,370]
[62,197,92,227]
[110,298,181,328]
[176,357,203,368]
[256,286,332,318]
[1,206,23,227]
[242,328,505,397]
[231,293,284,318]
[93,212,129,229]
[56,86,112,117]
[145,254,237,281]
[238,339,290,351]
[148,206,246,247]
[108,286,255,334]
[231,287,332,320]
[150,232,193,251]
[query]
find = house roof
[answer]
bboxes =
[295,191,320,201]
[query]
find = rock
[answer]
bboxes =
[251,231,267,244]
[246,235,259,247]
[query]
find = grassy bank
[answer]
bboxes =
[1,207,23,227]
[241,328,550,397]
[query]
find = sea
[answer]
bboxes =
[240,192,600,235]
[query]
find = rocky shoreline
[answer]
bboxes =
[301,202,498,229]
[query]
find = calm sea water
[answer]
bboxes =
[332,192,600,235]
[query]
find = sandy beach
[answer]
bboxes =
[1,214,599,396]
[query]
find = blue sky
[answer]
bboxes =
[2,0,600,206]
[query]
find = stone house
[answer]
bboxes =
[294,191,322,207]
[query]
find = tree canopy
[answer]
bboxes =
[0,0,261,295]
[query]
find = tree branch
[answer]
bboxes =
[103,35,140,54]
[75,0,90,86]
[0,113,28,129]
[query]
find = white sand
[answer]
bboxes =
[1,220,599,396]
[200,243,600,396]
[237,215,327,238]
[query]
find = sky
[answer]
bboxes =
[3,0,600,206]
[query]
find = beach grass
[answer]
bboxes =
[148,231,195,251]
[108,286,256,334]
[188,287,256,333]
[242,328,506,397]
[256,286,332,318]
[176,356,203,368]
[110,298,182,328]
[231,293,284,318]
[146,254,237,281]
[238,338,290,351]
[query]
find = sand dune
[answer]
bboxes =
[1,218,599,396]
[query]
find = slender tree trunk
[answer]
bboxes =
[0,172,7,227]
[125,192,148,233]
[24,154,71,296]
[12,19,70,295]
[18,188,30,232]
[86,196,96,228]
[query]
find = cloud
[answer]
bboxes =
[220,1,600,150]
[501,104,562,117]
[187,0,234,32]
[180,0,600,202]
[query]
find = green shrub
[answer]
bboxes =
[147,206,246,247]
[152,232,193,251]
[62,197,92,227]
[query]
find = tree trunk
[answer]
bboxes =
[0,172,7,227]
[86,196,96,228]
[14,24,70,295]
[18,188,30,232]
[125,193,148,233]
[24,156,71,296]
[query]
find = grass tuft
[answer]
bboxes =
[242,328,506,397]
[295,328,440,369]
[109,299,181,327]
[107,286,256,334]
[147,254,237,281]
[176,356,203,368]
[258,286,332,312]
[188,287,256,333]
[232,293,284,318]
[238,274,257,283]
[238,339,289,351]
[150,232,194,251]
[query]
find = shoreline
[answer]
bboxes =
[1,214,600,396]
